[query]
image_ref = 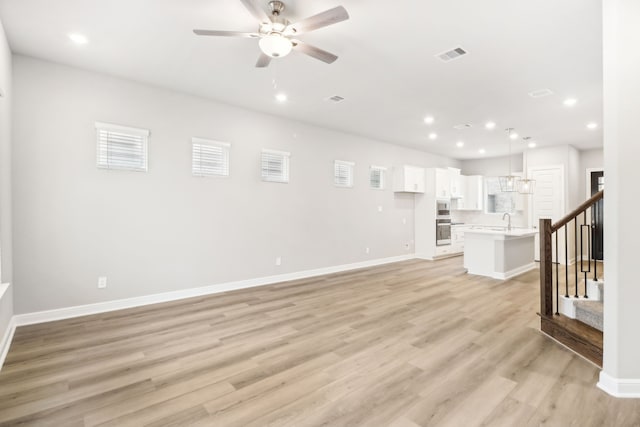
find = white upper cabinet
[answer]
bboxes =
[449,167,463,198]
[393,165,425,193]
[451,175,483,211]
[464,175,484,210]
[435,168,450,198]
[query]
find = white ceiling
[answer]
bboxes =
[0,0,603,159]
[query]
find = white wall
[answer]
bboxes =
[0,17,14,355]
[568,145,582,212]
[455,154,528,227]
[11,55,459,314]
[599,0,640,396]
[459,154,522,177]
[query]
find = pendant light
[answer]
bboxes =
[499,128,518,192]
[517,137,536,195]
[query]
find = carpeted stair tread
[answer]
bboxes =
[575,300,603,332]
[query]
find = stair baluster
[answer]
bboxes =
[555,231,559,315]
[574,218,578,298]
[593,201,598,282]
[565,224,569,297]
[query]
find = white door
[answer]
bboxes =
[529,166,564,261]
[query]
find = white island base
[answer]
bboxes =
[463,228,538,280]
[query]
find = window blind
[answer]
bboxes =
[95,122,149,172]
[334,160,355,187]
[192,138,230,177]
[370,165,386,189]
[261,149,290,183]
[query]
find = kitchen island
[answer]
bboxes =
[463,227,538,280]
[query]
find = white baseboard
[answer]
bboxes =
[492,262,537,280]
[0,316,16,371]
[598,371,640,397]
[13,254,415,327]
[0,282,15,371]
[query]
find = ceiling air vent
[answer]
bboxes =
[327,95,345,103]
[528,89,554,98]
[453,123,473,130]
[436,47,468,62]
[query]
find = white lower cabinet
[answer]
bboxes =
[451,225,466,254]
[435,245,454,256]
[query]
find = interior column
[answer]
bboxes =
[599,0,640,397]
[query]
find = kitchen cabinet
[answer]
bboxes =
[451,175,483,211]
[449,168,463,199]
[435,245,455,257]
[393,165,425,193]
[451,225,465,253]
[435,168,450,198]
[464,175,483,210]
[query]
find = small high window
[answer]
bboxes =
[261,149,290,183]
[192,138,230,177]
[95,122,149,172]
[370,165,386,189]
[334,160,355,188]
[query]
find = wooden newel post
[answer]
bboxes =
[539,218,553,317]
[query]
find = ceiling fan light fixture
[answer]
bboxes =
[259,33,293,58]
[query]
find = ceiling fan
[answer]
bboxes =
[193,0,349,68]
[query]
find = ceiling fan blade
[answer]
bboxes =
[286,6,349,34]
[193,29,259,38]
[292,40,338,64]
[255,53,272,68]
[239,0,271,23]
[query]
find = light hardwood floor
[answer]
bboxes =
[0,258,638,426]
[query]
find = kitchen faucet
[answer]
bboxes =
[502,212,512,232]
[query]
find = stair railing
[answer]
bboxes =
[539,190,604,317]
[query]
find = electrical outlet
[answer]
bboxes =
[97,276,107,289]
[377,206,383,212]
[365,247,370,254]
[402,218,407,225]
[404,243,410,250]
[275,256,282,266]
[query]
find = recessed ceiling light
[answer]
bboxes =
[509,132,519,140]
[424,116,434,124]
[563,98,578,107]
[456,141,464,148]
[275,93,287,102]
[68,33,89,45]
[485,121,496,130]
[479,148,486,154]
[528,142,537,148]
[428,132,438,140]
[587,122,598,130]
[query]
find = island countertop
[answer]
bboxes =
[463,227,538,238]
